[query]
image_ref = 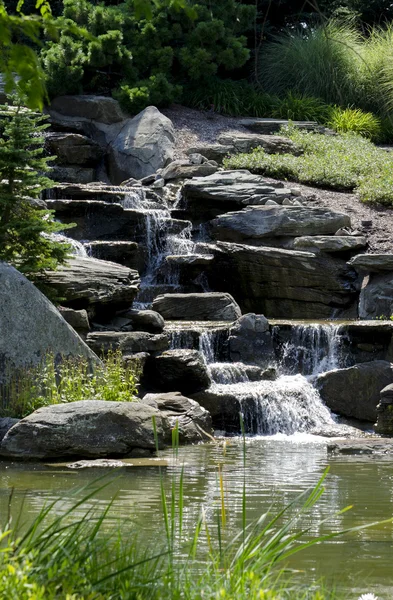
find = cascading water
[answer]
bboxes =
[45,233,88,257]
[187,324,351,436]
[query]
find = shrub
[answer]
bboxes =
[224,126,393,205]
[271,92,332,123]
[1,350,139,418]
[183,78,277,117]
[328,106,382,139]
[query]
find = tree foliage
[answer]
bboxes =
[0,103,72,278]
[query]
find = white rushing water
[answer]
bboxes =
[190,326,347,436]
[45,233,88,257]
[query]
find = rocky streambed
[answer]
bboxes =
[2,95,393,460]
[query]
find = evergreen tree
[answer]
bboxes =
[0,102,72,279]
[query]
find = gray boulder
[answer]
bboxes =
[146,350,211,395]
[186,145,234,164]
[121,309,165,333]
[0,263,97,384]
[375,384,393,435]
[160,160,218,181]
[228,314,274,367]
[107,106,175,184]
[210,206,351,243]
[87,331,169,355]
[143,391,213,443]
[152,292,241,321]
[45,132,104,166]
[349,254,393,273]
[294,236,367,254]
[217,132,302,155]
[0,401,169,459]
[58,307,90,331]
[43,257,140,316]
[358,273,393,319]
[316,361,393,421]
[207,242,359,319]
[50,95,125,124]
[51,166,95,184]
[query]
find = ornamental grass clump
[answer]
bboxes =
[224,126,393,206]
[0,350,139,418]
[328,107,382,140]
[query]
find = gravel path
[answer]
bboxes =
[163,104,393,254]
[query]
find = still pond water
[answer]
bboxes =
[0,435,392,599]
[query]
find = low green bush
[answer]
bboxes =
[328,107,382,140]
[271,92,332,123]
[1,350,139,418]
[224,126,393,205]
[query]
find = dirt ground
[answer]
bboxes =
[163,104,393,254]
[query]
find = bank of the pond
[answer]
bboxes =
[1,437,392,599]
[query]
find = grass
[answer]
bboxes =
[0,428,389,600]
[0,350,139,418]
[224,125,393,206]
[327,107,382,140]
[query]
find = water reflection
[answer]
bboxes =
[0,438,392,598]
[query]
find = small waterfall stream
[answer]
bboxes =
[170,324,352,436]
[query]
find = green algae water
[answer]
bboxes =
[0,436,392,599]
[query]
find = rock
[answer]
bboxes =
[358,273,393,319]
[152,292,241,321]
[265,199,278,206]
[121,309,165,333]
[188,153,206,165]
[161,160,218,180]
[51,166,96,184]
[151,177,165,189]
[0,263,98,384]
[239,118,322,134]
[58,307,90,331]
[186,144,234,164]
[45,132,104,166]
[349,254,393,273]
[0,401,169,459]
[143,391,213,443]
[43,257,140,316]
[87,241,143,270]
[327,439,393,455]
[375,383,393,435]
[68,459,129,468]
[294,236,367,254]
[228,314,274,367]
[217,132,303,155]
[50,95,125,124]
[86,331,169,355]
[207,242,359,319]
[146,350,211,395]
[316,361,393,421]
[0,418,19,443]
[182,170,286,219]
[107,106,175,184]
[210,206,350,243]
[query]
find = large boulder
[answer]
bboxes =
[86,331,169,355]
[349,254,393,273]
[50,95,125,124]
[152,292,241,321]
[316,361,393,421]
[43,257,140,316]
[160,160,218,181]
[358,273,393,319]
[228,314,274,367]
[143,391,213,443]
[0,263,97,383]
[121,309,165,333]
[210,206,350,243]
[0,401,169,459]
[45,132,104,166]
[107,106,175,184]
[206,242,359,319]
[146,350,211,394]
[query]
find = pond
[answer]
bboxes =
[1,435,392,599]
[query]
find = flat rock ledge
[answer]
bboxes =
[327,439,393,455]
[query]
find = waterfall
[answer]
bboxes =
[194,324,348,436]
[273,323,347,376]
[45,233,88,257]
